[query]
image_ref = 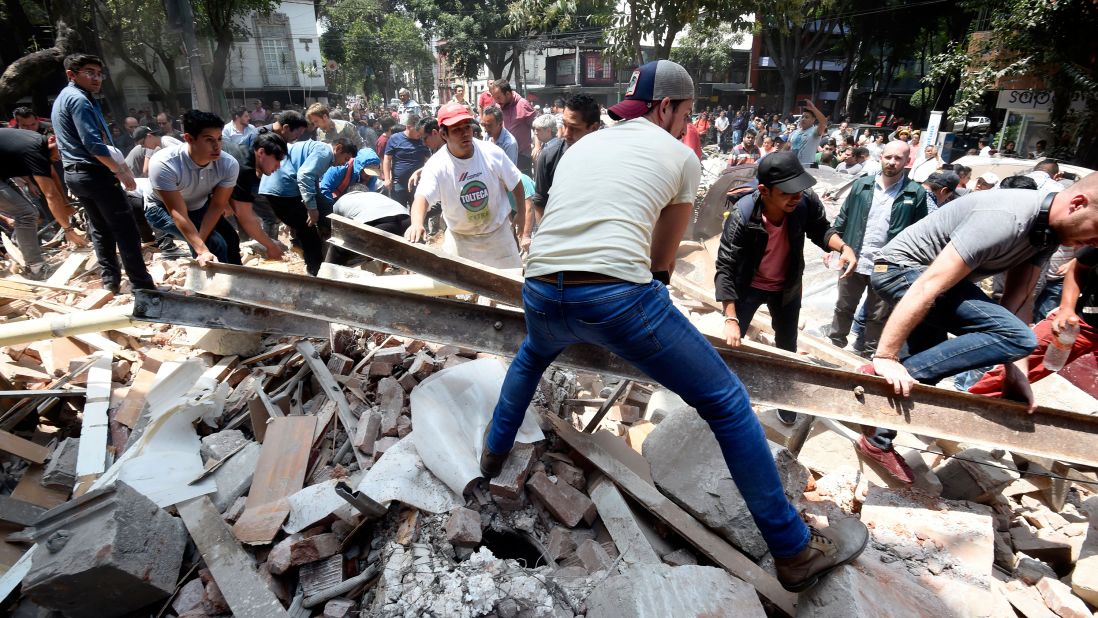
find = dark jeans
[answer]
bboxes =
[487,277,810,558]
[143,202,242,265]
[868,263,1037,448]
[390,181,412,208]
[0,183,44,268]
[734,287,801,353]
[829,272,890,356]
[257,194,324,275]
[64,167,154,290]
[324,214,410,265]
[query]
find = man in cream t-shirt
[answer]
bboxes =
[479,59,869,594]
[405,102,525,268]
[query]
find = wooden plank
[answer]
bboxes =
[242,343,296,366]
[45,252,90,286]
[295,341,369,470]
[587,472,662,566]
[11,465,69,508]
[75,289,114,311]
[73,354,112,479]
[546,414,797,617]
[112,363,159,428]
[177,497,289,618]
[0,429,50,464]
[232,415,316,545]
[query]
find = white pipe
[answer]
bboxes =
[0,305,137,347]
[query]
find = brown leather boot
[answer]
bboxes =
[479,422,509,479]
[774,518,869,592]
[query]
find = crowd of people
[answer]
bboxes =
[2,52,1097,598]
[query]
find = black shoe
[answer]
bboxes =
[479,422,509,479]
[156,237,190,259]
[776,409,799,426]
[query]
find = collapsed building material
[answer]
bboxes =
[131,289,329,338]
[232,415,316,544]
[545,413,797,615]
[184,262,1098,467]
[0,428,50,463]
[73,353,112,487]
[22,482,186,618]
[641,403,809,559]
[0,304,137,348]
[585,563,767,618]
[176,496,288,618]
[587,473,662,566]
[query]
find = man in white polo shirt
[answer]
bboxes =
[479,59,868,593]
[405,102,525,268]
[144,109,240,266]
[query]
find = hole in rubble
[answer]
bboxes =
[478,529,545,568]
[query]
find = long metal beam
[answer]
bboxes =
[183,263,1098,467]
[131,290,329,338]
[328,214,524,306]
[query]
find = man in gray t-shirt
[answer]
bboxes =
[869,176,1098,443]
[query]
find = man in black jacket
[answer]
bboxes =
[715,152,855,423]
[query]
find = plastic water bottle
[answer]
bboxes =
[1043,316,1080,372]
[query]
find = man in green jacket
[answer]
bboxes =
[825,141,925,356]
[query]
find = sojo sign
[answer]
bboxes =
[996,89,1086,112]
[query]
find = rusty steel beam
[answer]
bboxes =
[181,263,1098,467]
[328,214,524,306]
[131,290,329,338]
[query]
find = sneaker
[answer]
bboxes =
[776,409,799,426]
[775,518,869,592]
[479,422,509,479]
[856,435,915,484]
[156,236,189,259]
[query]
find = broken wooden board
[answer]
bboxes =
[232,415,316,545]
[0,429,50,464]
[0,495,47,527]
[546,414,797,617]
[11,465,69,509]
[73,354,112,482]
[587,472,662,566]
[177,496,289,618]
[296,341,369,470]
[112,362,160,429]
[45,251,90,286]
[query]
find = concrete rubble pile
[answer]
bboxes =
[0,239,1096,618]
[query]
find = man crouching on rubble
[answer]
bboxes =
[479,60,869,593]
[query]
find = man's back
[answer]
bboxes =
[878,189,1049,279]
[526,118,700,284]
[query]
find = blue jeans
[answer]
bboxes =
[1035,279,1063,321]
[144,202,241,265]
[869,263,1037,447]
[487,277,810,558]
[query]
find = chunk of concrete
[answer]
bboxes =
[587,474,660,566]
[209,441,261,512]
[546,527,577,562]
[526,470,597,528]
[199,429,248,463]
[1036,577,1091,618]
[640,405,808,559]
[23,482,187,618]
[41,437,79,489]
[1069,527,1098,606]
[445,506,482,547]
[173,578,205,615]
[586,564,765,618]
[489,443,537,500]
[575,538,613,573]
[643,389,689,424]
[933,448,1019,503]
[661,548,697,566]
[187,327,263,357]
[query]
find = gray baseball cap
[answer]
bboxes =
[608,60,695,121]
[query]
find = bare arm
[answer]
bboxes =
[805,100,828,136]
[1000,262,1041,323]
[509,182,525,244]
[403,194,430,242]
[197,186,233,241]
[650,202,691,274]
[158,189,216,265]
[382,154,393,188]
[32,173,81,244]
[230,200,284,260]
[873,243,973,395]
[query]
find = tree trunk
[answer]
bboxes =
[0,21,80,106]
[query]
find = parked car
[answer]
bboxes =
[952,116,991,133]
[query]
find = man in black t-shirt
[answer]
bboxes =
[0,128,86,278]
[969,246,1098,397]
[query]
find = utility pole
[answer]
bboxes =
[165,0,217,113]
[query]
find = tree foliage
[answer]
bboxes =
[193,0,280,96]
[669,22,744,77]
[321,0,434,100]
[91,0,183,112]
[401,0,519,80]
[603,0,753,64]
[924,0,1098,161]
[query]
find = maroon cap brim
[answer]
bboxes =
[608,99,652,121]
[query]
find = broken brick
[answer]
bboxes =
[489,443,537,500]
[267,533,342,575]
[608,404,641,424]
[1036,577,1091,618]
[526,470,597,528]
[323,598,356,618]
[547,527,577,562]
[445,506,482,547]
[575,538,613,573]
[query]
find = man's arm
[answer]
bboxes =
[297,149,331,226]
[230,199,284,260]
[509,181,526,242]
[32,173,86,247]
[158,190,217,265]
[805,101,828,136]
[650,202,691,274]
[382,154,393,190]
[403,194,430,242]
[873,243,973,395]
[197,186,233,241]
[1000,262,1042,323]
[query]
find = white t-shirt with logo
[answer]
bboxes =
[415,139,521,236]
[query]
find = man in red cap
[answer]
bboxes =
[479,59,869,593]
[404,102,525,268]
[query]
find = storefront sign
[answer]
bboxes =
[996,89,1086,112]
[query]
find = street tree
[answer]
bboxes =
[603,0,754,65]
[402,0,519,80]
[193,0,279,98]
[924,0,1098,163]
[92,0,184,113]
